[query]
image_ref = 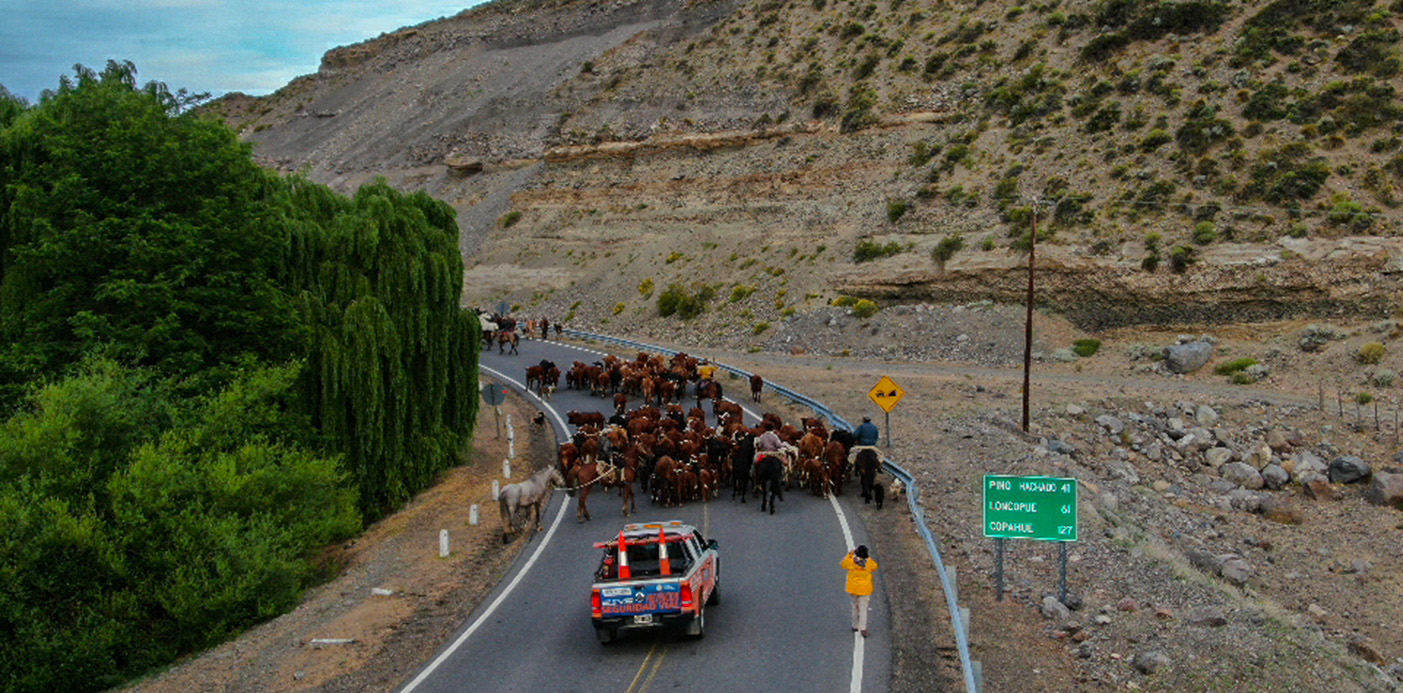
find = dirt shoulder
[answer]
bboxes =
[125,394,554,693]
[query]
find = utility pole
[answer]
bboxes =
[1022,202,1037,433]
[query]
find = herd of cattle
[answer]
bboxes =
[525,351,887,519]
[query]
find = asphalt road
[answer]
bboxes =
[398,335,891,693]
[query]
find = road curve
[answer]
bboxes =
[398,335,892,693]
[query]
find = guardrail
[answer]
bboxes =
[557,328,980,693]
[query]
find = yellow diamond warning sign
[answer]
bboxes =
[868,375,906,412]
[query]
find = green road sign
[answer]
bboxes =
[982,475,1078,541]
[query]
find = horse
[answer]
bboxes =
[750,374,763,402]
[499,466,564,543]
[755,452,785,515]
[855,448,881,505]
[497,329,520,355]
[568,460,613,522]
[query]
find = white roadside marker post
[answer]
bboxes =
[506,414,515,460]
[470,504,479,526]
[439,529,450,558]
[492,480,500,501]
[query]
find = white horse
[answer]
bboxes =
[499,466,564,543]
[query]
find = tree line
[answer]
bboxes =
[0,62,479,691]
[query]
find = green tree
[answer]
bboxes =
[0,61,299,406]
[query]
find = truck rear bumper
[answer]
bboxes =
[594,612,694,632]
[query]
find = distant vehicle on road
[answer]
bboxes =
[589,521,719,643]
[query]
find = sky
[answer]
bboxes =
[1,0,489,102]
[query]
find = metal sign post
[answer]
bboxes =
[481,382,508,438]
[868,375,906,447]
[983,474,1078,605]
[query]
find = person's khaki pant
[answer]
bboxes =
[849,593,870,631]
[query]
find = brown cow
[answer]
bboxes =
[823,441,847,496]
[567,410,606,429]
[750,374,763,402]
[798,432,826,461]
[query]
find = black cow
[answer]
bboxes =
[731,432,755,503]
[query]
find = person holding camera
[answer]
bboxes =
[841,545,879,637]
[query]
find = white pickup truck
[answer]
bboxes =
[589,521,720,644]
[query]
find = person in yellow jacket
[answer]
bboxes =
[842,545,878,637]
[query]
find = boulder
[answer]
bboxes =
[1227,489,1262,512]
[1328,456,1372,484]
[1096,415,1125,436]
[1041,595,1072,624]
[1143,444,1163,462]
[1217,554,1255,585]
[1187,428,1216,451]
[1244,363,1271,380]
[1204,447,1234,468]
[1261,464,1290,490]
[444,155,484,174]
[1259,497,1303,525]
[1348,638,1386,666]
[1293,450,1327,475]
[1046,438,1077,456]
[1065,404,1086,416]
[1302,478,1339,500]
[1306,603,1328,622]
[1364,471,1403,507]
[1221,462,1264,490]
[1185,606,1228,627]
[1163,343,1213,374]
[1266,429,1293,453]
[1244,444,1274,470]
[1195,405,1219,427]
[1106,460,1140,484]
[1133,650,1171,675]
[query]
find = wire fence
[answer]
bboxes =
[558,327,981,693]
[1317,379,1402,445]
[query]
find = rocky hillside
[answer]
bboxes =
[209,0,1403,338]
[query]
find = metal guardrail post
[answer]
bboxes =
[550,328,980,693]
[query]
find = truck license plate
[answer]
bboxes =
[633,614,654,625]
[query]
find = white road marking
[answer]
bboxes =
[401,362,573,691]
[400,485,569,692]
[829,492,864,693]
[497,338,864,691]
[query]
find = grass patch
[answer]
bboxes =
[1072,338,1102,357]
[1214,357,1259,375]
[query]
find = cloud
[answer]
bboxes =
[0,1,482,101]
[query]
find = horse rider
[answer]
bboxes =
[850,415,882,461]
[756,421,783,457]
